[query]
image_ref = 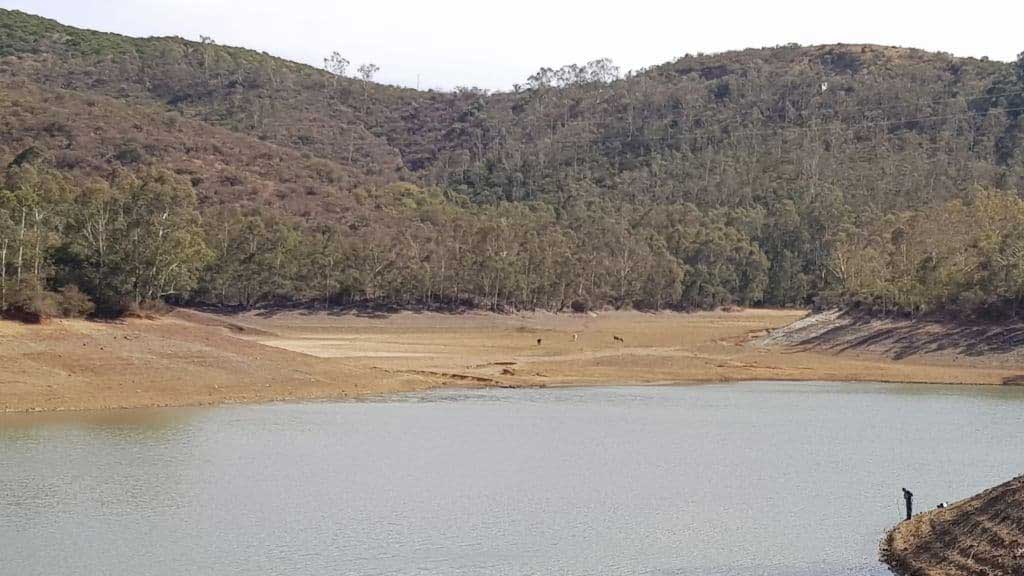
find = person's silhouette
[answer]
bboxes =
[902,488,914,520]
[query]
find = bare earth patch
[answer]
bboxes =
[883,475,1024,576]
[3,307,1021,413]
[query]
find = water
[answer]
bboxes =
[3,382,1024,576]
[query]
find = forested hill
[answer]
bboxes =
[2,8,1024,318]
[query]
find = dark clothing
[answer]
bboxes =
[902,488,914,520]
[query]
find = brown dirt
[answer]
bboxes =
[761,310,1024,371]
[883,475,1024,576]
[0,309,435,412]
[2,308,1021,413]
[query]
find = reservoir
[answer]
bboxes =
[3,382,1024,575]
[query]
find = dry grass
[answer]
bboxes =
[3,308,1020,413]
[884,475,1024,576]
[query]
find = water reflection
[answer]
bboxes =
[1,407,197,437]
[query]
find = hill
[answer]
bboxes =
[884,475,1024,575]
[1,8,1024,316]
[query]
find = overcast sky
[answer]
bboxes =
[4,0,1023,91]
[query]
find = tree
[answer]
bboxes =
[638,235,685,310]
[357,62,380,109]
[198,35,216,77]
[1,163,73,292]
[196,208,306,307]
[582,58,620,83]
[323,51,350,86]
[92,170,211,307]
[358,62,379,83]
[65,180,119,305]
[0,197,13,309]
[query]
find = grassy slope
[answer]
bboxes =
[0,8,475,181]
[1,9,1011,211]
[0,79,370,218]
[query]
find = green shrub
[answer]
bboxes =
[114,142,146,165]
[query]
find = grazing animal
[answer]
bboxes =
[613,335,624,343]
[536,338,542,346]
[572,333,579,343]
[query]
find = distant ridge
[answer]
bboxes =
[1,8,1024,314]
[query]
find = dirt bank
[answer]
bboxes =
[2,308,1022,412]
[883,475,1024,576]
[760,309,1024,382]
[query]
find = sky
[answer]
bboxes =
[3,0,1023,91]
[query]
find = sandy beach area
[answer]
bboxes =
[2,308,1021,412]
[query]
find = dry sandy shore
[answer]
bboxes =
[2,308,1022,412]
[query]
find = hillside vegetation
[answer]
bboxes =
[2,9,1024,317]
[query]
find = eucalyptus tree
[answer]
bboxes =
[323,51,350,88]
[357,62,380,109]
[106,170,210,306]
[0,195,13,308]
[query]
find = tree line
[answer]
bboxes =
[0,164,208,317]
[3,158,1023,320]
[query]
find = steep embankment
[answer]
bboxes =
[758,310,1024,384]
[884,475,1024,576]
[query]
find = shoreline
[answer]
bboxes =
[882,474,1024,576]
[7,377,1018,417]
[3,308,1022,414]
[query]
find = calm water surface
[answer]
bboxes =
[3,382,1024,576]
